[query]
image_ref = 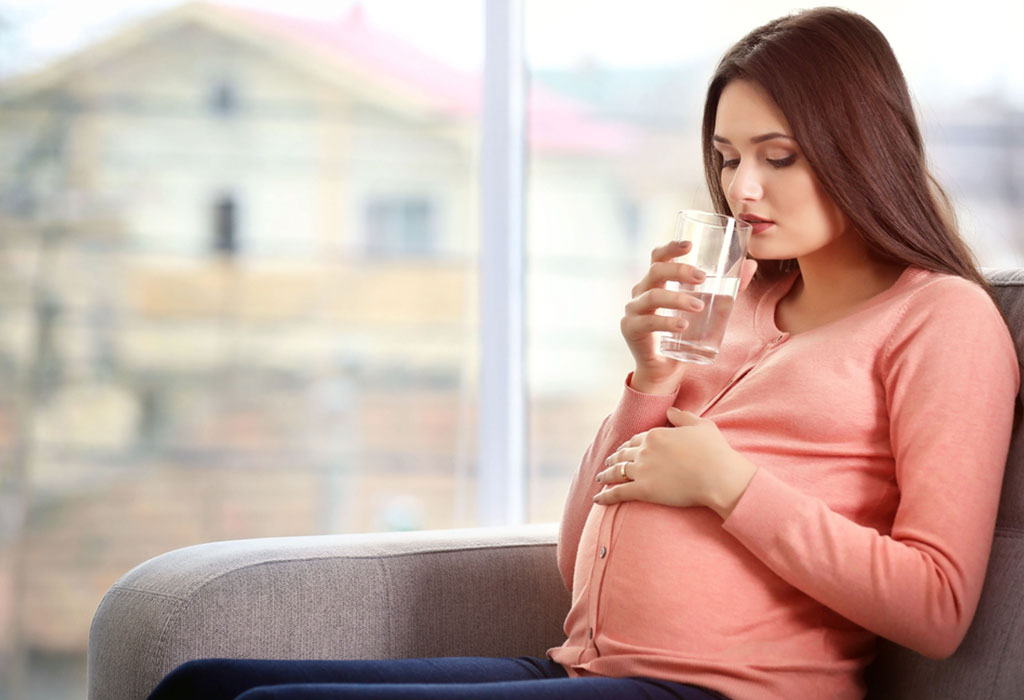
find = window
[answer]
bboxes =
[0,3,484,697]
[209,79,239,116]
[213,194,238,255]
[363,196,438,258]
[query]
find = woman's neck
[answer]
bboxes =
[776,235,906,334]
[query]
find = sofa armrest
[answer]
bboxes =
[87,524,569,700]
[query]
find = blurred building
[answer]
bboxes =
[0,0,654,682]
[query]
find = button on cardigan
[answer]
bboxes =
[549,267,1020,700]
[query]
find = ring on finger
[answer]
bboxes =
[620,463,631,481]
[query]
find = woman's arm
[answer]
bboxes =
[555,375,678,590]
[557,241,736,588]
[722,282,1019,657]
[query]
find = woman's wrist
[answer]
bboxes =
[629,368,683,395]
[708,453,758,520]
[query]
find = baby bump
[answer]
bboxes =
[595,501,805,654]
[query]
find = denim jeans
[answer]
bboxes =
[146,656,730,700]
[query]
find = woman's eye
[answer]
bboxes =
[767,154,798,168]
[721,158,740,170]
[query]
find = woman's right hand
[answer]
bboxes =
[621,240,707,394]
[623,241,757,394]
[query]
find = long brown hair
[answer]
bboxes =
[701,7,986,288]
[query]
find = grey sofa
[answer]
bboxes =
[88,269,1024,700]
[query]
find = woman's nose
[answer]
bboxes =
[726,162,763,202]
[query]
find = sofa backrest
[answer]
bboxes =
[865,268,1024,700]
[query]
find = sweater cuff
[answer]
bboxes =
[612,372,680,436]
[721,466,794,545]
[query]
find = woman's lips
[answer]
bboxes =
[739,216,774,235]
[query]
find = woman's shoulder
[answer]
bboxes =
[891,267,999,317]
[881,266,1016,362]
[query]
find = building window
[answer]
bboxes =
[364,196,438,258]
[209,79,238,116]
[213,194,238,255]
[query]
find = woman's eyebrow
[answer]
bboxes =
[712,132,796,145]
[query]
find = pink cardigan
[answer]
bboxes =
[549,268,1019,700]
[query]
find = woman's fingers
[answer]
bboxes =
[626,287,705,316]
[666,407,703,427]
[595,460,636,485]
[632,262,707,299]
[650,239,691,264]
[621,288,705,338]
[593,481,642,505]
[616,433,645,452]
[595,439,646,484]
[604,444,640,467]
[620,313,688,339]
[621,241,707,386]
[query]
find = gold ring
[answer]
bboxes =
[620,463,628,480]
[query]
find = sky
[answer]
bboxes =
[0,0,1021,106]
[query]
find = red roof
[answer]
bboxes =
[217,3,634,155]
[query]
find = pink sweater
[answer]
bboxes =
[549,267,1019,700]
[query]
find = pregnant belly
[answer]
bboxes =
[593,501,811,656]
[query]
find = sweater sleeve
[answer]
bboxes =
[556,373,678,590]
[722,279,1019,658]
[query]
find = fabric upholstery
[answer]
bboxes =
[87,525,570,700]
[88,269,1024,700]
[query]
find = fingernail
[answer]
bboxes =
[693,269,707,281]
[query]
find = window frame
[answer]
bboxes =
[477,0,526,526]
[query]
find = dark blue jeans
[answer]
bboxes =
[146,656,731,700]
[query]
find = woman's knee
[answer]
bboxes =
[148,658,245,700]
[234,689,273,700]
[235,686,332,700]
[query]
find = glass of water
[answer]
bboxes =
[658,210,752,364]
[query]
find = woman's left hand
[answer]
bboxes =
[593,407,758,519]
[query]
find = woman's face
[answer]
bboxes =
[712,79,850,262]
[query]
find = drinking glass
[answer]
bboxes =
[658,210,752,364]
